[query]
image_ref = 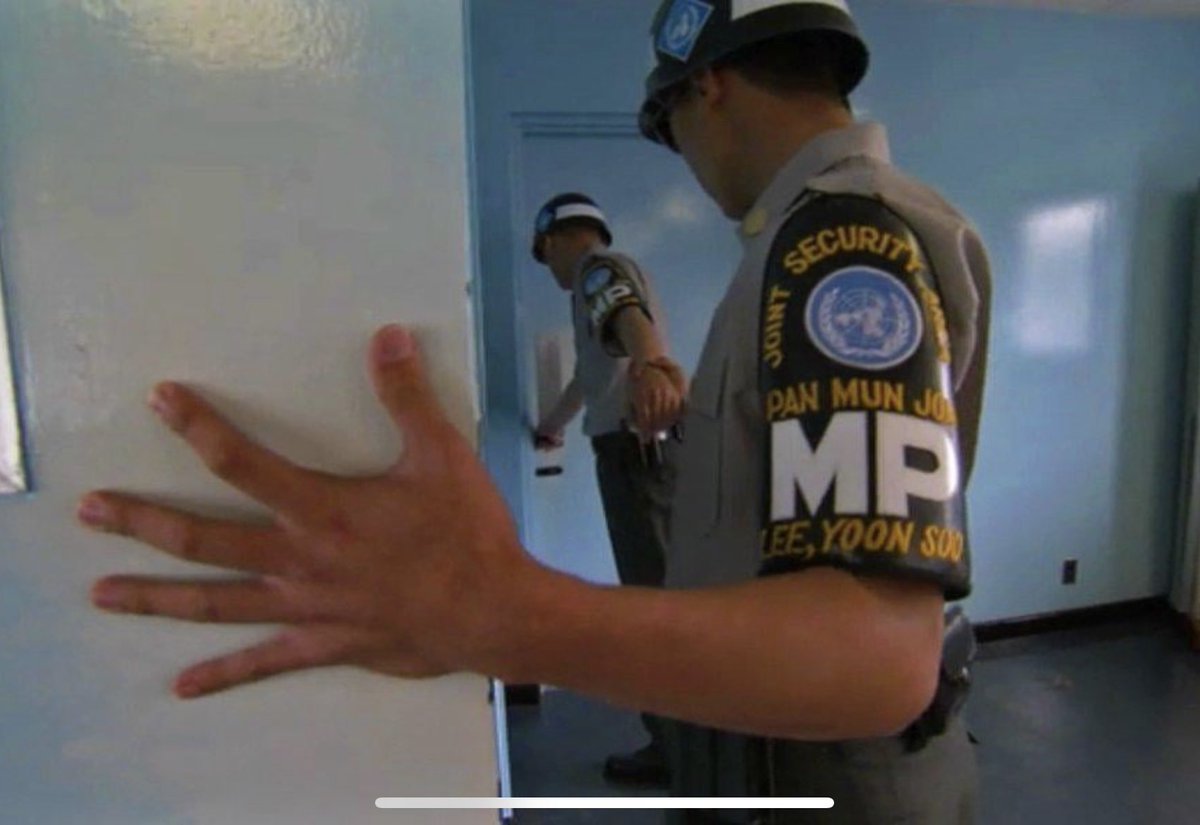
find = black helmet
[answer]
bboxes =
[531,193,613,263]
[639,0,869,150]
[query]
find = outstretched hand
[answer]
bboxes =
[80,325,535,699]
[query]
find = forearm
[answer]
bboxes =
[538,379,585,433]
[484,563,943,741]
[612,309,668,364]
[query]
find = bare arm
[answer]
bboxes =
[80,326,937,740]
[495,565,942,740]
[583,261,686,433]
[610,308,687,434]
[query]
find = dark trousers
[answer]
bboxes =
[592,431,676,749]
[663,716,978,824]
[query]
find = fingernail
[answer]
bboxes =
[379,325,414,363]
[78,496,112,528]
[92,584,125,611]
[175,676,202,699]
[148,384,183,430]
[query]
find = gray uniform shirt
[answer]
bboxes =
[667,122,991,589]
[570,247,667,437]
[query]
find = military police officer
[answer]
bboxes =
[531,193,685,786]
[639,0,989,820]
[82,2,989,823]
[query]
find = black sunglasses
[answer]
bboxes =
[639,82,693,153]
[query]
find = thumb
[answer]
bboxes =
[369,325,445,435]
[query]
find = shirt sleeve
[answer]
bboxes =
[579,256,654,357]
[758,193,971,600]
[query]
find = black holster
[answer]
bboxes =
[902,605,976,753]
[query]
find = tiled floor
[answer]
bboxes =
[507,689,664,825]
[506,615,1200,824]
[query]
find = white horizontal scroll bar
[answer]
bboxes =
[376,797,834,810]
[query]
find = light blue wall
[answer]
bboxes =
[469,0,1200,621]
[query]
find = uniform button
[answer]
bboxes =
[742,207,768,237]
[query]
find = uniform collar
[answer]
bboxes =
[739,122,891,242]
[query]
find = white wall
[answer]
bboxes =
[0,2,496,822]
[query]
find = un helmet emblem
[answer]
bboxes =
[657,0,714,62]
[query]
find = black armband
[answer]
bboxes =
[758,194,970,600]
[580,259,652,356]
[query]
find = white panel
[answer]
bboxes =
[1015,200,1108,355]
[0,1,495,821]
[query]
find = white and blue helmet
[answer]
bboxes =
[532,193,614,263]
[640,0,870,150]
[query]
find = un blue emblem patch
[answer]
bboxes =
[583,267,613,297]
[656,0,714,62]
[535,206,555,234]
[805,267,924,371]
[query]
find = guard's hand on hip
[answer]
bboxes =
[79,324,533,699]
[629,357,687,435]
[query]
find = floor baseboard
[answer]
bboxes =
[975,597,1171,643]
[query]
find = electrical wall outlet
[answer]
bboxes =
[1062,559,1078,585]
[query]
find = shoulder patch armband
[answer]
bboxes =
[581,257,652,355]
[757,194,971,601]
